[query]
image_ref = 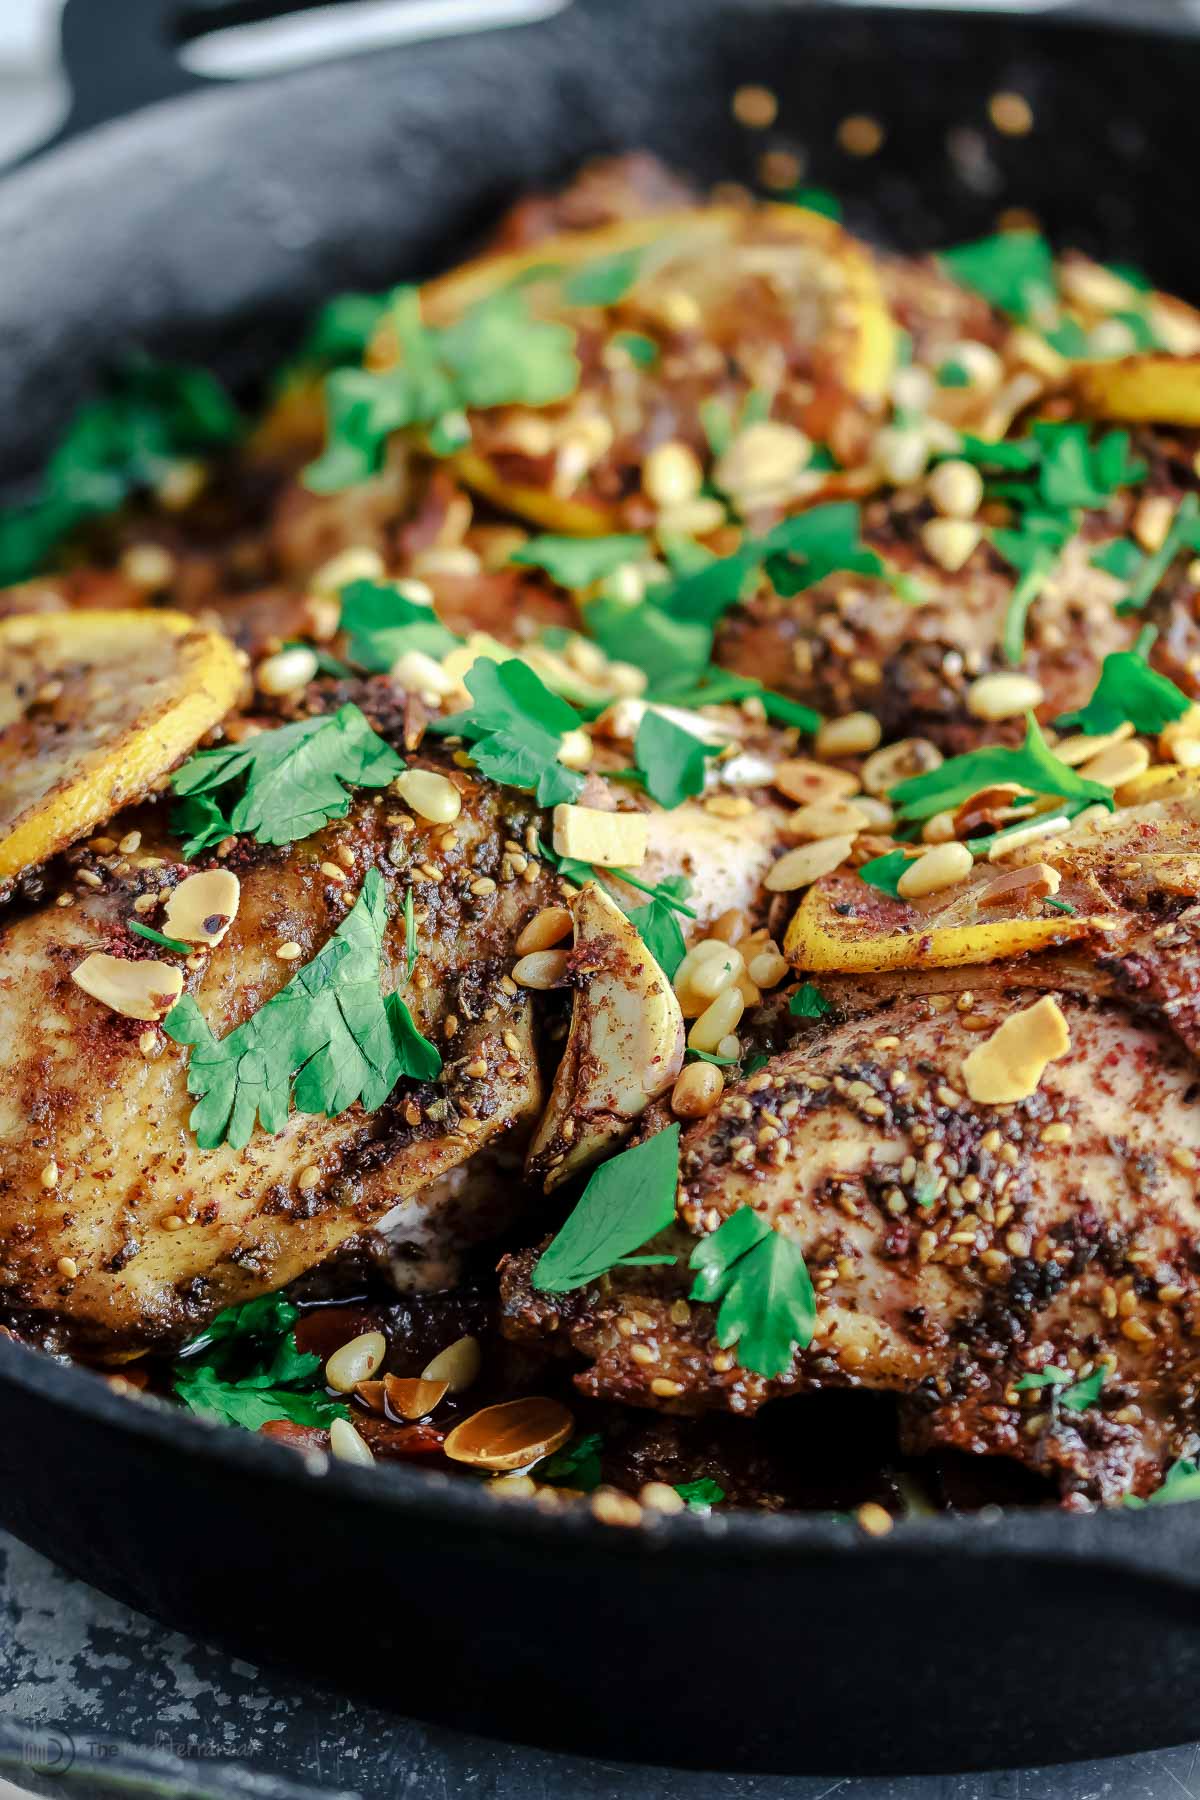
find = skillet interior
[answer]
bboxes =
[3,0,1200,1773]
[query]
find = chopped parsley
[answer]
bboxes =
[611,331,659,368]
[689,1205,816,1380]
[1014,1364,1105,1412]
[625,874,693,980]
[0,358,240,585]
[512,533,648,589]
[857,849,912,898]
[1115,492,1200,616]
[431,657,586,807]
[173,1292,349,1431]
[531,1125,681,1294]
[1090,537,1146,583]
[790,982,833,1019]
[164,868,440,1150]
[339,578,461,670]
[291,289,391,374]
[674,1477,726,1511]
[1126,1458,1200,1508]
[171,703,404,855]
[403,887,418,977]
[939,231,1056,322]
[128,920,191,957]
[913,1169,939,1209]
[1055,635,1190,737]
[633,710,724,810]
[1044,897,1077,915]
[563,248,643,307]
[535,1432,604,1491]
[889,715,1113,825]
[304,285,578,492]
[787,185,842,220]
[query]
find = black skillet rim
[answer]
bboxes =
[3,0,1200,1592]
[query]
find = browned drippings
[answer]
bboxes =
[976,863,1059,907]
[442,1396,574,1471]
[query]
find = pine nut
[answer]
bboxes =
[788,798,869,839]
[515,906,573,954]
[689,986,745,1053]
[747,948,789,988]
[329,1418,375,1466]
[513,949,571,989]
[897,841,974,898]
[892,366,934,413]
[765,834,854,892]
[120,542,175,589]
[966,672,1045,722]
[393,769,462,824]
[714,421,811,500]
[644,441,703,507]
[1053,722,1134,766]
[1058,259,1137,314]
[773,759,861,804]
[326,1330,387,1393]
[708,907,748,944]
[926,459,984,520]
[689,945,744,1002]
[1077,739,1150,787]
[814,713,882,760]
[1089,319,1138,358]
[861,737,942,795]
[557,728,593,770]
[657,497,728,537]
[276,941,303,960]
[312,546,385,595]
[921,518,982,572]
[391,649,457,699]
[412,546,481,578]
[423,1334,482,1393]
[1133,495,1175,554]
[874,425,929,487]
[672,1061,725,1117]
[256,645,318,696]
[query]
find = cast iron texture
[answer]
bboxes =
[3,0,1200,1775]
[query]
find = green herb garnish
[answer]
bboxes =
[512,533,648,589]
[432,657,586,807]
[171,702,404,855]
[173,1292,349,1431]
[531,1125,681,1293]
[304,285,578,492]
[1055,636,1190,737]
[1014,1364,1105,1412]
[164,868,440,1150]
[939,231,1056,322]
[889,715,1113,825]
[789,982,833,1019]
[857,850,913,899]
[625,874,692,980]
[1127,1458,1200,1508]
[611,331,659,368]
[1116,493,1200,615]
[563,248,643,307]
[787,186,842,220]
[339,578,461,670]
[0,358,240,585]
[688,1205,816,1380]
[128,920,192,957]
[536,1432,604,1492]
[633,710,724,810]
[674,1477,726,1511]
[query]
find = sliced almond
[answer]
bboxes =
[552,803,648,868]
[71,953,183,1022]
[443,1396,574,1471]
[354,1379,387,1414]
[961,996,1071,1105]
[384,1374,449,1420]
[162,869,241,946]
[421,1333,481,1393]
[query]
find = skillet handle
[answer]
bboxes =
[57,0,205,140]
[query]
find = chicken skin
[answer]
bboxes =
[501,985,1200,1506]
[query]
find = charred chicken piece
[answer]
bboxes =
[501,986,1200,1506]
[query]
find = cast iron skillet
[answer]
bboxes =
[2,0,1200,1776]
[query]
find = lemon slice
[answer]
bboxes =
[1073,353,1200,425]
[412,205,897,534]
[0,609,243,884]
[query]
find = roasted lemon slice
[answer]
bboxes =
[1073,353,1200,425]
[0,610,243,884]
[410,205,897,534]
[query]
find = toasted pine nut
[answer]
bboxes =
[814,713,882,761]
[765,834,854,892]
[921,518,982,572]
[926,459,984,520]
[393,769,462,824]
[256,645,318,696]
[516,906,573,954]
[329,1418,376,1466]
[513,949,571,988]
[861,737,942,795]
[672,1061,725,1117]
[1133,495,1175,554]
[966,672,1045,722]
[423,1334,481,1393]
[874,425,928,487]
[644,441,703,507]
[326,1330,387,1393]
[747,948,789,989]
[689,986,745,1053]
[1053,722,1134,766]
[312,546,385,595]
[897,841,974,898]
